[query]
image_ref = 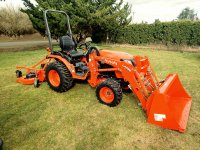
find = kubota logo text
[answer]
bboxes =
[104,59,117,66]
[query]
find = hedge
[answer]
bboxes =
[116,20,200,46]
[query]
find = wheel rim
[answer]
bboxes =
[48,70,60,87]
[99,87,114,103]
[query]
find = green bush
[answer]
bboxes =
[116,21,200,46]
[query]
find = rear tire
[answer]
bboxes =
[96,79,122,107]
[45,61,74,92]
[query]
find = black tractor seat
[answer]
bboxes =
[59,35,84,58]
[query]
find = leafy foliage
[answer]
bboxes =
[117,21,200,46]
[0,5,35,37]
[178,7,198,21]
[21,0,132,42]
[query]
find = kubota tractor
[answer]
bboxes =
[16,10,192,132]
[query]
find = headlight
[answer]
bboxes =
[124,59,132,65]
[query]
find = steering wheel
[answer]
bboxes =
[84,46,100,62]
[78,41,91,50]
[78,41,100,58]
[88,46,100,56]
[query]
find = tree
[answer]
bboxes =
[0,5,34,37]
[21,0,132,42]
[178,7,197,20]
[154,19,160,24]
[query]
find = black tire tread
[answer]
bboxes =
[16,70,22,78]
[46,61,74,92]
[96,79,122,107]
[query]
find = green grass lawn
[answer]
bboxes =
[0,45,200,149]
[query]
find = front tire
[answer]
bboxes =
[45,61,74,92]
[96,79,122,107]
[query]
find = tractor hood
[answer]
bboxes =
[99,50,133,60]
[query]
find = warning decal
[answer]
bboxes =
[154,114,166,122]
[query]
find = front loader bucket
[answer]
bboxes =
[147,74,192,132]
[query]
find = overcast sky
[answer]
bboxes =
[0,0,200,23]
[125,0,200,23]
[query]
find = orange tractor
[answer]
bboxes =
[16,10,192,132]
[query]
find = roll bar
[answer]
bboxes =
[43,10,72,53]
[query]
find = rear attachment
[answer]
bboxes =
[16,58,50,86]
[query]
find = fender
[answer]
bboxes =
[47,54,76,76]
